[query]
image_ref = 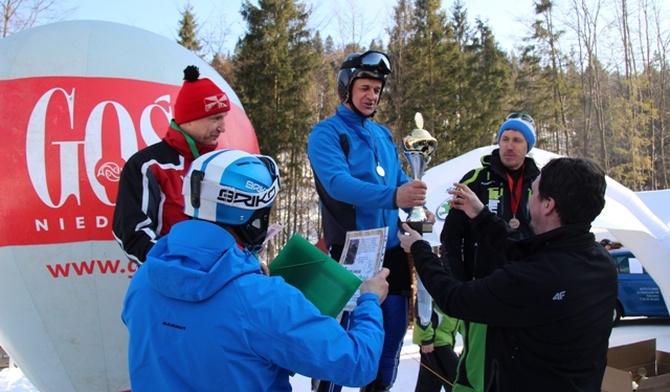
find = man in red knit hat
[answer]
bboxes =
[113,65,231,265]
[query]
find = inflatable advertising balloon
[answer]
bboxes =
[0,20,258,391]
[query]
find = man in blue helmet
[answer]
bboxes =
[122,149,391,392]
[308,51,434,392]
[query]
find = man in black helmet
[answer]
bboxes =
[308,51,434,392]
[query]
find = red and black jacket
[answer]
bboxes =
[112,127,215,264]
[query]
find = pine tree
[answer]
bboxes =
[449,2,510,155]
[401,0,460,165]
[177,2,203,55]
[385,0,415,142]
[234,0,318,250]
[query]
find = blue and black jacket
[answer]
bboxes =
[308,104,412,293]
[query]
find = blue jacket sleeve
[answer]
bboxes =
[247,281,385,387]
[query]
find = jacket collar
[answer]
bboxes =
[516,223,595,256]
[336,103,368,127]
[486,148,541,181]
[163,126,217,160]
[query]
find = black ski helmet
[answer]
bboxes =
[337,50,392,104]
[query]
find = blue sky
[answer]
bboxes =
[64,0,536,55]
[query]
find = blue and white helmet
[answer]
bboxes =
[183,149,280,250]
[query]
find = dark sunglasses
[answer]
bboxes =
[506,112,534,124]
[342,51,392,75]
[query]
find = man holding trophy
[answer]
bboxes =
[308,50,435,392]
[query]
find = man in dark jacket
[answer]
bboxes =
[440,113,540,390]
[443,113,540,281]
[399,157,618,392]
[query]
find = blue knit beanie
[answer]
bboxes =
[497,118,536,152]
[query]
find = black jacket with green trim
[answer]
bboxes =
[441,149,540,281]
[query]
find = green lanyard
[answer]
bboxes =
[170,120,200,159]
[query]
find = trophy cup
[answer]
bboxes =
[402,112,437,233]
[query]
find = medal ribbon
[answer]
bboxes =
[505,165,525,217]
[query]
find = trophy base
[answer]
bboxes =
[406,220,433,234]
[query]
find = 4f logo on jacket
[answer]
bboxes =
[204,93,229,112]
[552,291,566,300]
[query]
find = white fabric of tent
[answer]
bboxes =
[417,145,670,312]
[637,190,670,226]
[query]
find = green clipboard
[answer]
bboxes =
[269,234,362,318]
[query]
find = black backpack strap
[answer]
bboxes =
[339,133,349,162]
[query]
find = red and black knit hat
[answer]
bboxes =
[174,65,230,124]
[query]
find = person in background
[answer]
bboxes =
[399,157,618,392]
[113,65,230,265]
[307,50,434,392]
[413,299,460,392]
[600,238,613,251]
[443,112,540,281]
[440,112,540,391]
[122,149,391,392]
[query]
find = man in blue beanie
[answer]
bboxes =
[439,112,541,391]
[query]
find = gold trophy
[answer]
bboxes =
[402,112,437,233]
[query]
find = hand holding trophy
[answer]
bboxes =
[402,112,437,233]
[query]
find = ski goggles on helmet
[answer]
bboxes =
[341,50,392,75]
[506,112,535,124]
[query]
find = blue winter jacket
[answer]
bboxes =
[122,219,384,391]
[308,104,411,250]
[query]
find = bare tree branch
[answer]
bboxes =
[1,0,76,37]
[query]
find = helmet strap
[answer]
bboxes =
[232,207,272,251]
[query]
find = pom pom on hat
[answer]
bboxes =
[174,65,230,124]
[497,118,536,152]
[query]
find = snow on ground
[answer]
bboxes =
[2,317,668,391]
